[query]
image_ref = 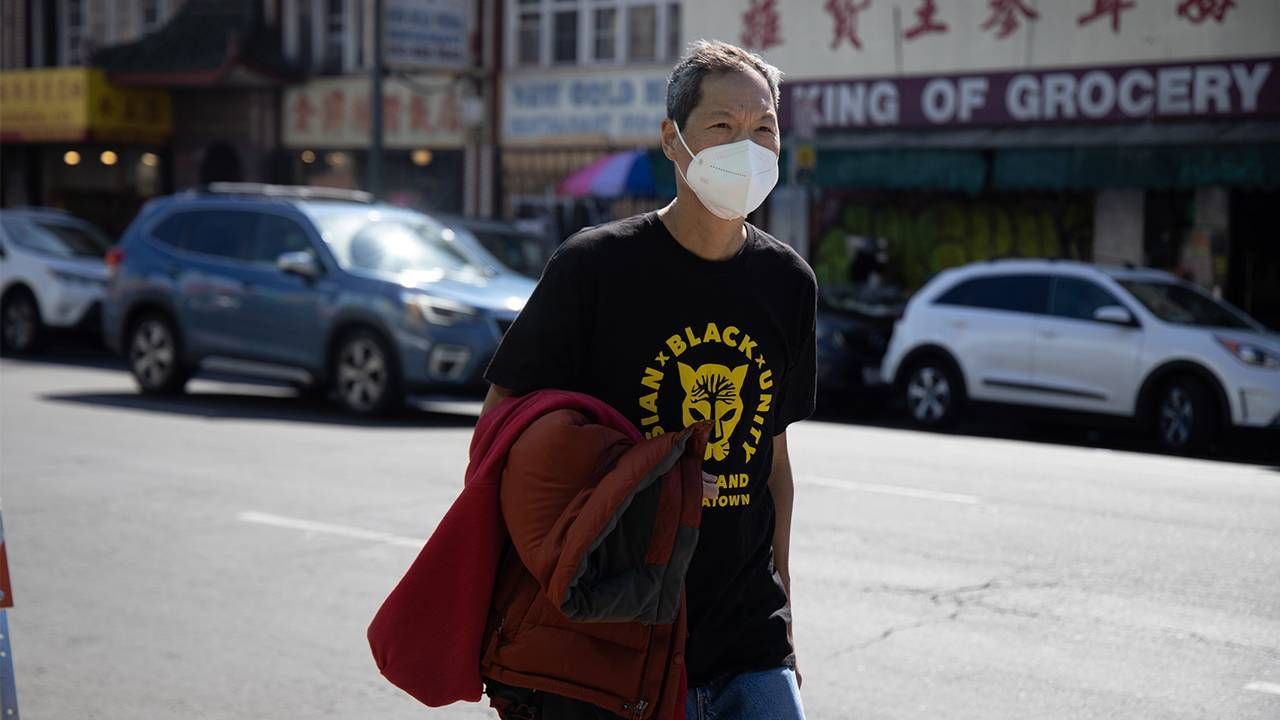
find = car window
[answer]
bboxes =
[314,212,476,275]
[252,214,315,266]
[150,210,255,261]
[1119,280,1255,330]
[1050,277,1124,321]
[0,215,111,259]
[935,274,1050,314]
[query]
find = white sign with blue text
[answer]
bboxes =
[502,70,670,146]
[383,0,469,70]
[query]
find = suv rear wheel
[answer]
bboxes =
[1,288,44,355]
[332,329,400,416]
[903,357,964,429]
[1151,376,1217,454]
[128,313,190,394]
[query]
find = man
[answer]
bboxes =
[482,40,815,720]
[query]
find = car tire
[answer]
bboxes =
[902,356,964,429]
[127,313,190,395]
[332,328,401,416]
[1,288,45,355]
[1150,375,1217,455]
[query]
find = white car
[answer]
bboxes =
[0,208,113,354]
[881,260,1280,453]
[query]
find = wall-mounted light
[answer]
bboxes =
[411,149,433,167]
[140,152,160,168]
[100,150,119,166]
[301,150,316,164]
[63,150,82,166]
[326,151,348,168]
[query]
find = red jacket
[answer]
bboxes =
[368,390,708,719]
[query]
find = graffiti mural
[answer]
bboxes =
[812,192,1094,292]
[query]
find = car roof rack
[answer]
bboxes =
[200,182,375,204]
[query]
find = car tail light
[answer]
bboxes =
[105,247,124,275]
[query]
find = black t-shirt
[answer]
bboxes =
[485,211,817,688]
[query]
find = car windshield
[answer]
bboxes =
[1119,280,1256,330]
[314,211,477,276]
[1,215,112,259]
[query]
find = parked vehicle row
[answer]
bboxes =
[5,193,1278,452]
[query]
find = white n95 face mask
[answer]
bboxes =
[674,123,780,220]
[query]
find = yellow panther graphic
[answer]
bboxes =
[678,362,749,462]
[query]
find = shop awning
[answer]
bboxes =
[91,0,299,87]
[806,122,1280,192]
[0,68,171,143]
[992,144,1280,190]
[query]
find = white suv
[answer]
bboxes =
[880,260,1280,453]
[0,208,112,354]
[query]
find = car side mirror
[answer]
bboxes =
[277,251,320,279]
[1094,305,1136,326]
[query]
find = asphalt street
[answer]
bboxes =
[2,351,1278,720]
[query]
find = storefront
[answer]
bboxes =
[687,0,1280,327]
[0,67,172,237]
[281,73,468,214]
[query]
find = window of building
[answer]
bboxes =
[626,4,657,63]
[508,0,678,68]
[666,2,680,60]
[552,9,578,64]
[517,9,541,66]
[323,0,344,74]
[593,7,616,62]
[62,0,84,65]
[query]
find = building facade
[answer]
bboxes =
[496,0,683,235]
[277,0,480,216]
[682,0,1280,328]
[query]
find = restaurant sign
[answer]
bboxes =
[782,56,1278,132]
[502,69,669,145]
[0,68,172,143]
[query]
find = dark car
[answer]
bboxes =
[438,214,556,280]
[815,283,904,410]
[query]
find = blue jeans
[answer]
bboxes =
[684,667,805,720]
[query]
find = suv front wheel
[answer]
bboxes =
[332,329,401,416]
[1151,376,1217,454]
[903,357,964,429]
[128,313,190,394]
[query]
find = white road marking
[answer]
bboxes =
[237,511,423,548]
[1245,681,1280,696]
[800,476,981,505]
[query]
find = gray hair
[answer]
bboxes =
[666,40,783,129]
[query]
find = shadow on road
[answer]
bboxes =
[814,401,1279,467]
[41,391,480,429]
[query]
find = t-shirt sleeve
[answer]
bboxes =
[484,244,591,394]
[774,275,817,435]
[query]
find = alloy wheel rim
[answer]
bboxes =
[1160,387,1194,447]
[131,321,175,387]
[338,339,386,411]
[3,299,35,350]
[907,366,951,423]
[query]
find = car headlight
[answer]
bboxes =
[402,292,478,327]
[1216,336,1280,370]
[51,269,106,289]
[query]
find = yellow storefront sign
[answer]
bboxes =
[0,68,171,143]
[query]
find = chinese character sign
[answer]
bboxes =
[741,0,782,51]
[981,0,1039,39]
[282,75,465,150]
[1078,0,1137,33]
[904,0,949,41]
[825,0,873,50]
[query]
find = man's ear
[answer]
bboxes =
[660,118,679,162]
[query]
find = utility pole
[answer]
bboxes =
[368,0,384,198]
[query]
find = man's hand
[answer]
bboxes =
[701,472,719,501]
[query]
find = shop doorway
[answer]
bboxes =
[1227,191,1280,330]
